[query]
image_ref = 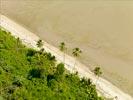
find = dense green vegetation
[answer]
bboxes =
[0,28,103,100]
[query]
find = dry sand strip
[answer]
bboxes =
[0,14,133,100]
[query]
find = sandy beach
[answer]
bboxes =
[1,14,133,100]
[1,0,133,96]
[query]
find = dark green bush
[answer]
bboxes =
[56,63,65,75]
[28,68,45,79]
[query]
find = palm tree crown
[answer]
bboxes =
[36,39,43,48]
[59,42,66,51]
[93,67,102,77]
[72,48,82,57]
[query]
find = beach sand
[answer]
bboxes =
[1,0,133,97]
[1,14,133,100]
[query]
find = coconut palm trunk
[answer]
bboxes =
[72,48,82,73]
[93,67,102,85]
[63,51,65,65]
[59,42,67,65]
[73,59,77,72]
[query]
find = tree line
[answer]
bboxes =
[37,39,102,83]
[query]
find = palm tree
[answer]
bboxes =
[59,42,67,64]
[93,66,102,84]
[36,39,44,62]
[36,39,43,48]
[72,48,82,71]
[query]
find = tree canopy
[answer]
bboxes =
[0,28,103,100]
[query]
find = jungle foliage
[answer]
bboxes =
[0,28,103,100]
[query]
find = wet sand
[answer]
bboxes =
[1,0,133,96]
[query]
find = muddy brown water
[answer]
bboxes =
[1,0,133,96]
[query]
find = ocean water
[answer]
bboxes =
[1,0,133,96]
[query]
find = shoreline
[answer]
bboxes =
[0,14,133,100]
